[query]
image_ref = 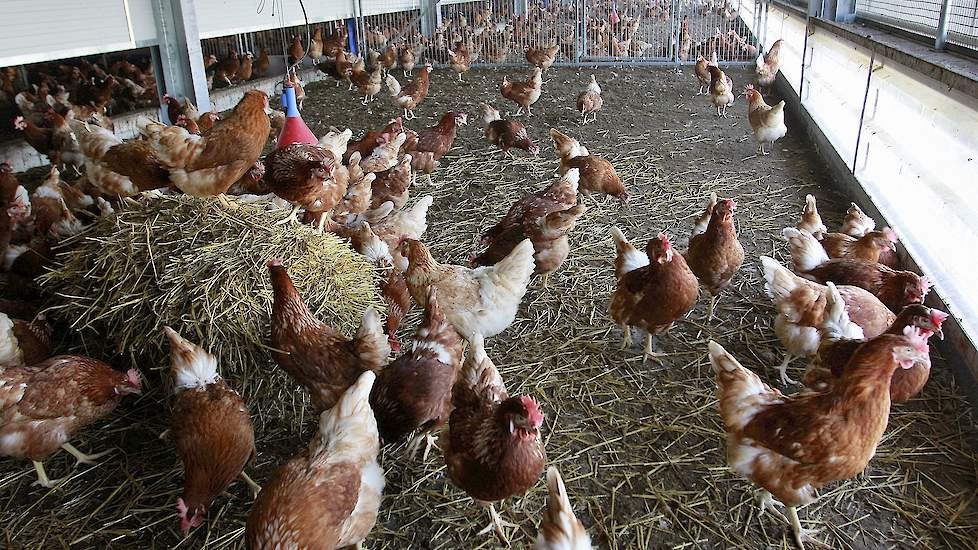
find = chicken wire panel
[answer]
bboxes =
[437,1,520,65]
[672,0,759,63]
[581,0,674,61]
[854,0,942,37]
[361,9,424,63]
[948,0,978,50]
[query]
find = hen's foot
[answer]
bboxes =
[643,334,666,363]
[275,206,300,225]
[787,506,827,549]
[240,471,262,499]
[620,325,633,349]
[61,443,112,465]
[476,503,516,544]
[406,432,438,461]
[31,461,63,488]
[778,354,798,386]
[756,489,788,523]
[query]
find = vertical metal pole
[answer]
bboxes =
[935,0,952,50]
[580,0,588,62]
[799,15,811,99]
[852,50,875,174]
[669,0,683,64]
[151,0,211,116]
[420,0,434,37]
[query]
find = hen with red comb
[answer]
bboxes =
[686,195,745,320]
[443,334,546,544]
[609,231,699,361]
[0,355,141,487]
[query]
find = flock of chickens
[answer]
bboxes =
[0,9,951,550]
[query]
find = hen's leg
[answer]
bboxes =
[707,294,718,321]
[778,354,798,386]
[240,471,262,499]
[31,461,62,488]
[643,334,667,363]
[620,323,633,349]
[513,106,524,116]
[216,193,237,210]
[275,205,300,225]
[406,432,438,461]
[787,506,826,549]
[458,72,463,82]
[315,213,330,234]
[527,105,533,117]
[475,502,516,544]
[756,489,789,523]
[61,443,113,465]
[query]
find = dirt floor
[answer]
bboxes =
[2,66,978,550]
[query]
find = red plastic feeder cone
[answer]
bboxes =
[276,80,317,149]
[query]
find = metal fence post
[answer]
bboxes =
[935,0,952,50]
[853,50,875,174]
[420,0,434,37]
[150,0,211,117]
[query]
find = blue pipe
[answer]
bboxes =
[282,85,300,117]
[346,18,358,55]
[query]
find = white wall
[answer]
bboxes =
[0,0,368,67]
[361,0,421,17]
[0,0,139,66]
[194,0,357,39]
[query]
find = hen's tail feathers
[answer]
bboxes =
[164,326,220,391]
[797,194,827,237]
[771,100,786,117]
[397,195,433,239]
[760,255,798,301]
[384,74,401,96]
[559,168,581,197]
[690,192,718,238]
[782,227,829,272]
[841,202,875,237]
[534,467,592,550]
[611,227,650,280]
[69,118,121,161]
[491,238,536,286]
[761,255,822,323]
[460,333,508,405]
[821,282,865,341]
[354,307,392,371]
[0,313,24,367]
[708,340,773,431]
[413,289,460,364]
[314,370,379,459]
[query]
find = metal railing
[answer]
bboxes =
[855,0,978,53]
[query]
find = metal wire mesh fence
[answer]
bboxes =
[853,0,978,53]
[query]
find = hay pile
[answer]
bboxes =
[39,194,383,377]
